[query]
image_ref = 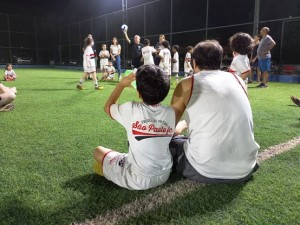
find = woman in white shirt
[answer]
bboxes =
[110,37,122,80]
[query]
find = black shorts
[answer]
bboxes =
[169,136,259,184]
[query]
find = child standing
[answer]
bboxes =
[93,65,175,190]
[229,32,254,84]
[4,64,17,81]
[159,41,171,76]
[99,44,110,78]
[101,61,116,81]
[172,45,179,84]
[77,37,103,90]
[141,39,156,65]
[184,46,193,77]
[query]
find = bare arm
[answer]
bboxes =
[104,73,135,115]
[171,77,193,124]
[124,31,131,44]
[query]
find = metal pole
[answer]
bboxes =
[34,17,39,64]
[253,0,260,35]
[122,0,127,69]
[7,14,12,63]
[279,20,285,63]
[205,0,209,39]
[170,0,173,45]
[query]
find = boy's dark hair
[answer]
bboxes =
[136,65,170,105]
[144,39,150,46]
[229,32,254,55]
[187,46,193,52]
[84,37,93,48]
[5,63,12,71]
[192,40,223,70]
[161,40,169,48]
[172,45,179,51]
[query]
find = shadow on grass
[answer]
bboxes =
[0,173,243,225]
[122,182,246,225]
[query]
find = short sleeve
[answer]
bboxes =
[5,70,8,75]
[118,45,121,50]
[236,59,250,74]
[159,50,164,58]
[109,102,133,127]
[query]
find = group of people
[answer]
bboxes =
[229,27,276,88]
[93,36,261,190]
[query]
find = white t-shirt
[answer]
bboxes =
[183,70,259,179]
[172,52,179,73]
[110,102,175,176]
[142,46,156,65]
[99,50,110,67]
[110,44,121,56]
[83,46,96,73]
[5,70,16,77]
[229,54,250,82]
[159,48,171,75]
[184,52,192,73]
[105,65,116,74]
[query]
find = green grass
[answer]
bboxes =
[0,68,299,225]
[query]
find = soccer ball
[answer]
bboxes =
[121,24,128,32]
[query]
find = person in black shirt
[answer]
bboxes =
[124,31,144,69]
[250,34,262,82]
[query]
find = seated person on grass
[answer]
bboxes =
[170,40,259,184]
[4,64,17,81]
[94,65,175,190]
[0,83,16,112]
[101,61,116,81]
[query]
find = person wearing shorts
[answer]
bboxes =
[256,27,276,88]
[93,65,175,190]
[170,40,259,184]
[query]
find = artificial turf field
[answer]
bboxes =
[0,68,299,225]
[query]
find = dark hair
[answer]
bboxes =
[187,46,193,52]
[84,37,93,48]
[161,40,169,48]
[192,40,223,70]
[112,37,119,45]
[102,43,106,47]
[172,45,179,51]
[229,32,254,55]
[5,63,12,71]
[136,65,170,105]
[144,39,150,46]
[254,34,262,41]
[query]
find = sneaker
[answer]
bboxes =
[77,84,84,90]
[95,86,104,90]
[291,96,300,107]
[0,103,14,112]
[256,83,268,88]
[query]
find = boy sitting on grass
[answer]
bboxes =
[93,65,175,190]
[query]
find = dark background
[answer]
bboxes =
[0,0,299,68]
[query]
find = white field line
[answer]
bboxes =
[74,136,300,225]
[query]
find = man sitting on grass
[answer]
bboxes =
[170,40,259,184]
[93,65,175,190]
